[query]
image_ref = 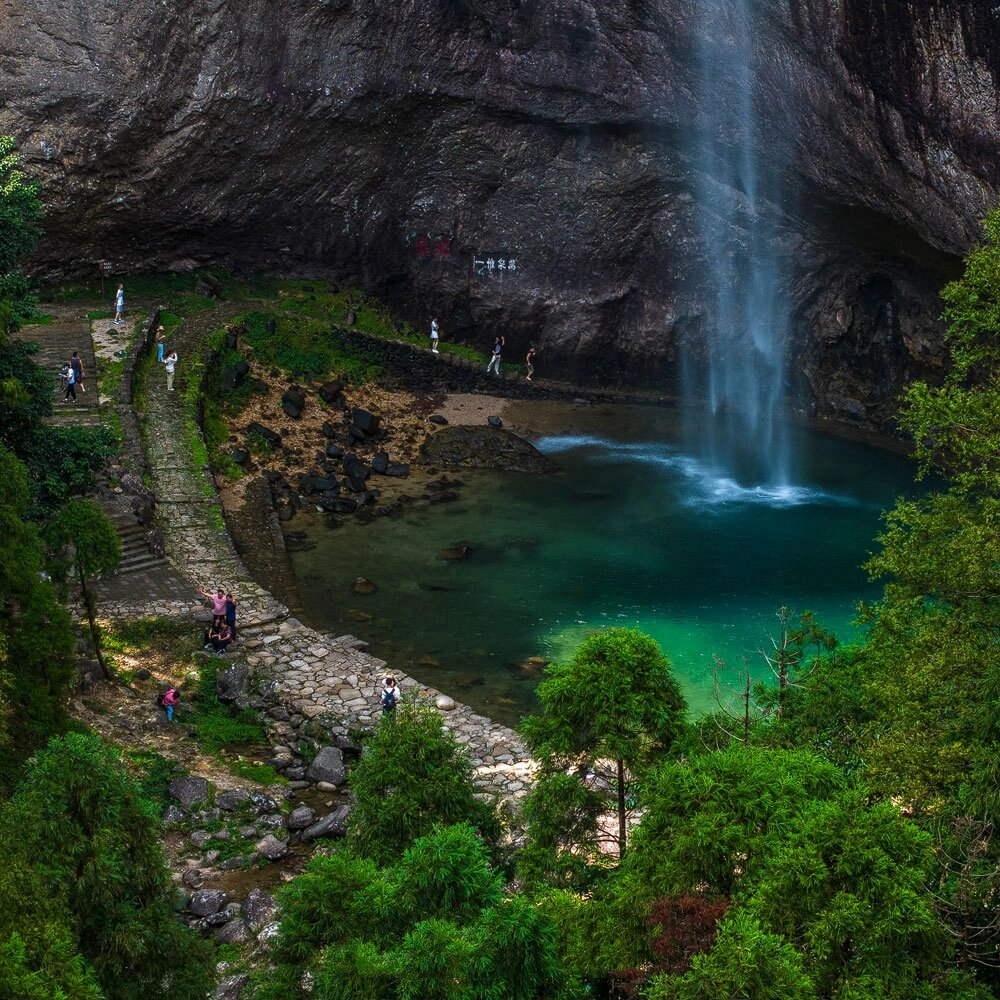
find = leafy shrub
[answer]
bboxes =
[347,704,500,863]
[188,659,265,753]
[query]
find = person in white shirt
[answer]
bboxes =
[114,284,125,325]
[430,317,440,353]
[381,676,401,715]
[164,349,177,391]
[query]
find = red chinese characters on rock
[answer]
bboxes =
[415,234,431,258]
[434,237,452,259]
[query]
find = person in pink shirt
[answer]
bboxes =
[160,687,180,722]
[199,587,228,618]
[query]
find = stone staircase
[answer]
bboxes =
[18,318,102,429]
[112,513,166,576]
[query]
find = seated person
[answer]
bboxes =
[210,619,233,653]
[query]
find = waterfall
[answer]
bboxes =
[683,0,792,489]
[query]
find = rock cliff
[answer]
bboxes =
[2,0,998,428]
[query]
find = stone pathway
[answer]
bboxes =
[98,304,534,802]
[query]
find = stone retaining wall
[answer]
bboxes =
[117,306,160,477]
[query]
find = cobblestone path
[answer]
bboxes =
[98,305,535,802]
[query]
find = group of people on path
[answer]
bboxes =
[158,587,238,723]
[428,317,537,382]
[155,326,178,391]
[59,350,87,402]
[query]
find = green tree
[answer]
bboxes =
[258,824,563,1000]
[346,704,498,862]
[0,135,42,326]
[646,912,817,1000]
[521,628,686,864]
[2,733,213,1000]
[45,498,121,679]
[624,747,845,898]
[0,444,74,784]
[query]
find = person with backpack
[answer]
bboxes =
[381,676,400,715]
[61,360,77,403]
[159,687,180,722]
[224,592,238,639]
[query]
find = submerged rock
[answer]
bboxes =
[419,426,556,474]
[352,576,377,595]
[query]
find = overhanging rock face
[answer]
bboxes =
[2,0,996,428]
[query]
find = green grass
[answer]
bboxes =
[227,760,287,785]
[86,310,114,321]
[126,749,182,812]
[187,659,267,754]
[240,309,383,382]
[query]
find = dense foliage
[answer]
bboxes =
[0,734,213,999]
[346,704,499,863]
[0,135,42,324]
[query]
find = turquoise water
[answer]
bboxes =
[284,404,917,726]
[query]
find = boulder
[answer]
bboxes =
[326,443,344,459]
[350,407,380,435]
[246,422,281,448]
[282,386,306,419]
[243,888,278,930]
[300,805,351,843]
[222,358,250,391]
[214,919,250,945]
[319,379,345,403]
[169,776,210,807]
[419,425,557,474]
[306,475,338,493]
[216,663,251,707]
[255,834,289,861]
[428,414,449,425]
[435,695,457,711]
[487,414,503,427]
[352,577,376,595]
[195,273,223,298]
[321,421,339,438]
[260,813,287,830]
[215,974,250,1000]
[385,463,410,478]
[162,804,187,826]
[288,804,317,830]
[190,829,212,849]
[189,888,228,917]
[440,543,472,562]
[248,792,281,815]
[305,746,346,785]
[371,451,389,474]
[230,448,250,466]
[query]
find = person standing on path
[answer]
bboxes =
[61,361,77,402]
[225,592,238,639]
[430,316,440,353]
[485,335,505,377]
[156,327,165,362]
[114,284,125,325]
[525,344,536,382]
[70,351,86,394]
[381,675,400,715]
[160,687,180,722]
[199,587,228,618]
[164,349,177,391]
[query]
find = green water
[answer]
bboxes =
[284,403,917,726]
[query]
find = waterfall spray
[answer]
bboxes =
[684,0,791,488]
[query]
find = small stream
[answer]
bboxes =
[283,402,916,727]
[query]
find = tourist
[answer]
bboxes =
[70,350,86,394]
[159,687,180,722]
[381,675,400,714]
[525,344,536,382]
[199,587,228,618]
[225,591,238,638]
[485,335,505,377]
[430,316,440,353]
[209,619,234,653]
[61,361,77,403]
[114,283,125,325]
[164,348,177,391]
[156,326,165,362]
